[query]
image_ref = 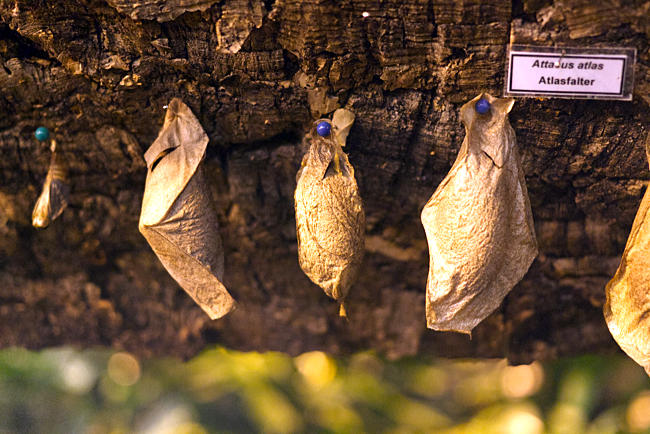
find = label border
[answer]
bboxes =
[507,53,627,96]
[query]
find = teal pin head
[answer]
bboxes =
[34,127,50,142]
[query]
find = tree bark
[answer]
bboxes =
[0,0,648,363]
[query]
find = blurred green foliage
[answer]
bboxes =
[0,347,648,433]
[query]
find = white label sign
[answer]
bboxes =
[505,46,635,100]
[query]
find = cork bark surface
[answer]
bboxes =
[0,0,648,363]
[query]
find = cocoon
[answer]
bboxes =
[421,93,538,334]
[605,133,650,376]
[294,109,365,313]
[32,141,69,229]
[139,98,235,319]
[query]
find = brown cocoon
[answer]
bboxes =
[605,132,650,376]
[32,141,70,229]
[421,93,538,334]
[139,98,235,320]
[294,109,365,307]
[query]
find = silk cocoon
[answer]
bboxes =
[421,93,538,334]
[32,141,69,229]
[139,98,235,319]
[605,133,650,376]
[294,109,365,305]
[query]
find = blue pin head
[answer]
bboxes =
[34,126,50,142]
[316,121,331,137]
[475,98,491,114]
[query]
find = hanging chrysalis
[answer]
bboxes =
[604,136,650,376]
[294,108,365,316]
[139,98,235,319]
[32,134,70,228]
[421,93,538,334]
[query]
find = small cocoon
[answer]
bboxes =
[421,93,538,334]
[32,141,70,228]
[605,133,650,376]
[139,98,235,319]
[294,109,365,310]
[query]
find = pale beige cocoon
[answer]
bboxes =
[421,93,538,334]
[605,132,650,376]
[139,98,235,319]
[32,142,69,229]
[294,109,365,302]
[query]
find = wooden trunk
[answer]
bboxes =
[0,0,648,362]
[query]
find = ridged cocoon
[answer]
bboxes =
[421,93,538,334]
[32,141,70,229]
[294,109,365,303]
[605,132,650,376]
[139,98,235,320]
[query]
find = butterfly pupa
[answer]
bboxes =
[294,109,365,316]
[604,133,650,376]
[139,98,235,319]
[421,93,538,334]
[32,140,70,228]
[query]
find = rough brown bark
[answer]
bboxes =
[0,0,648,363]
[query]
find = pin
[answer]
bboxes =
[316,121,331,137]
[34,126,50,142]
[475,98,491,114]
